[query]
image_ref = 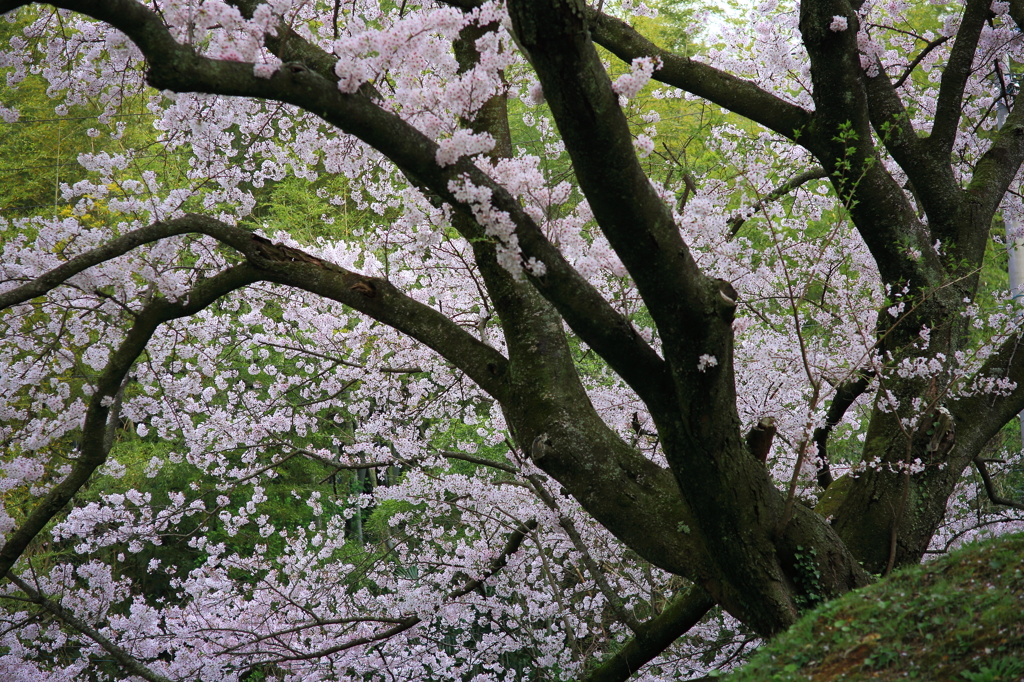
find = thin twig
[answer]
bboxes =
[893,36,949,89]
[728,167,827,237]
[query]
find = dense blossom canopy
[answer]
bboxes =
[1,0,1024,680]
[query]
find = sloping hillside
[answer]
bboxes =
[724,532,1024,681]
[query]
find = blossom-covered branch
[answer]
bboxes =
[0,265,261,580]
[258,519,539,663]
[7,573,175,682]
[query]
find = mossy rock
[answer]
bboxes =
[723,532,1024,681]
[813,474,853,520]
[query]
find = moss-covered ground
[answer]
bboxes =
[723,532,1024,681]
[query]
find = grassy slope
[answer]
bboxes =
[723,532,1024,681]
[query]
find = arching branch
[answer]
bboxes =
[585,7,814,146]
[0,214,513,401]
[0,215,249,310]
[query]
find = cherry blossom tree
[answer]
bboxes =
[2,0,1024,679]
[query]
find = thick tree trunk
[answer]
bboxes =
[506,0,872,637]
[830,307,979,573]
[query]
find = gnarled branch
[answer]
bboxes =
[974,457,1024,511]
